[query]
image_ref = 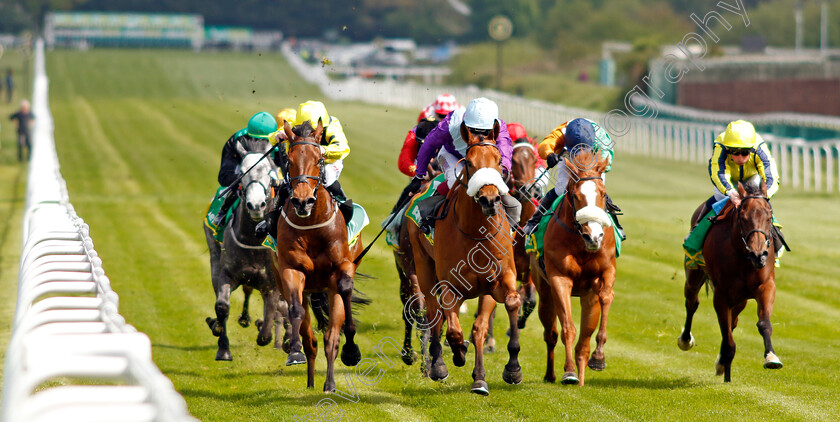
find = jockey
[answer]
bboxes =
[408,97,521,231]
[212,111,279,226]
[391,118,439,212]
[684,120,786,264]
[521,118,623,239]
[506,122,549,196]
[417,93,459,123]
[255,100,354,237]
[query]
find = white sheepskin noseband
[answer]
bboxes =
[575,205,612,228]
[467,167,510,197]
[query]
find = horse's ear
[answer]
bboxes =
[315,118,325,140]
[737,180,748,199]
[460,121,470,144]
[595,152,609,174]
[283,121,293,140]
[493,120,500,141]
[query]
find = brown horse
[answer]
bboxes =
[483,141,541,351]
[272,120,364,392]
[393,162,442,370]
[408,122,522,395]
[678,178,782,382]
[531,149,616,386]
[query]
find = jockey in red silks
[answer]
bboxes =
[416,93,459,124]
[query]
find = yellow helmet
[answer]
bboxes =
[295,100,329,128]
[721,120,757,149]
[276,108,296,129]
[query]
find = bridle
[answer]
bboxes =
[452,139,506,241]
[283,140,326,202]
[551,176,605,237]
[735,195,772,254]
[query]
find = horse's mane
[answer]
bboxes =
[741,175,763,196]
[292,121,317,139]
[239,135,270,153]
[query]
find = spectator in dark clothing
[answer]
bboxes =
[5,69,12,103]
[10,99,34,162]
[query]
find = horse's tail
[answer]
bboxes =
[308,288,371,332]
[354,271,376,281]
[309,292,330,332]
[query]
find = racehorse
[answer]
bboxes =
[678,177,782,382]
[273,120,364,392]
[531,148,617,386]
[204,140,288,361]
[407,122,522,395]
[393,162,442,371]
[483,141,541,351]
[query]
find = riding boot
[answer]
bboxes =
[213,189,238,226]
[605,194,626,241]
[255,188,288,238]
[522,188,559,235]
[500,194,522,228]
[326,181,354,225]
[417,193,446,235]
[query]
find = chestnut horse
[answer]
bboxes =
[408,122,522,395]
[273,120,364,392]
[678,178,782,382]
[531,149,616,386]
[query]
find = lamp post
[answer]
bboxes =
[488,15,513,91]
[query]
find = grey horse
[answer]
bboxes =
[204,140,289,361]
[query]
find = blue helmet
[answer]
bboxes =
[564,118,596,151]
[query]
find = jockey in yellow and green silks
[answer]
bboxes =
[684,120,786,267]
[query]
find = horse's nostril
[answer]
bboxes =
[246,202,255,210]
[494,196,501,203]
[306,197,316,206]
[290,198,301,207]
[260,201,266,209]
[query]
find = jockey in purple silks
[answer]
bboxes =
[408,97,521,233]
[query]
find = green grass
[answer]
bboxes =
[9,48,838,421]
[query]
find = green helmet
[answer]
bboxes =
[247,112,277,139]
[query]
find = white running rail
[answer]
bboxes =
[282,43,840,193]
[1,39,197,422]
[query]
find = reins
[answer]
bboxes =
[735,195,772,254]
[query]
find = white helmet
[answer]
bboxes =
[463,97,499,130]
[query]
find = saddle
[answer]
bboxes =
[417,195,448,234]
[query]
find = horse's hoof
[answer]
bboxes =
[677,333,695,351]
[561,372,579,385]
[255,319,264,331]
[256,334,272,347]
[544,374,556,383]
[215,349,232,361]
[206,317,222,337]
[484,338,496,354]
[430,362,449,382]
[341,343,362,366]
[715,355,724,376]
[401,350,417,366]
[588,357,606,371]
[502,366,523,385]
[323,381,336,393]
[281,339,292,354]
[470,380,490,396]
[452,343,468,367]
[764,352,783,369]
[238,314,251,328]
[286,352,307,366]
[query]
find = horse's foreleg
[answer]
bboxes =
[442,292,467,368]
[537,282,558,383]
[756,280,782,369]
[239,285,253,328]
[207,277,233,361]
[469,295,496,395]
[518,274,537,329]
[591,270,616,373]
[324,290,346,393]
[680,267,707,351]
[300,297,317,389]
[731,301,747,331]
[485,307,496,353]
[497,270,523,386]
[576,293,600,386]
[337,262,361,367]
[280,268,307,367]
[548,274,577,385]
[256,288,278,347]
[397,258,417,365]
[713,292,736,382]
[275,297,290,351]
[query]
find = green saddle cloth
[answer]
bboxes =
[204,186,240,243]
[400,173,445,246]
[525,194,622,259]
